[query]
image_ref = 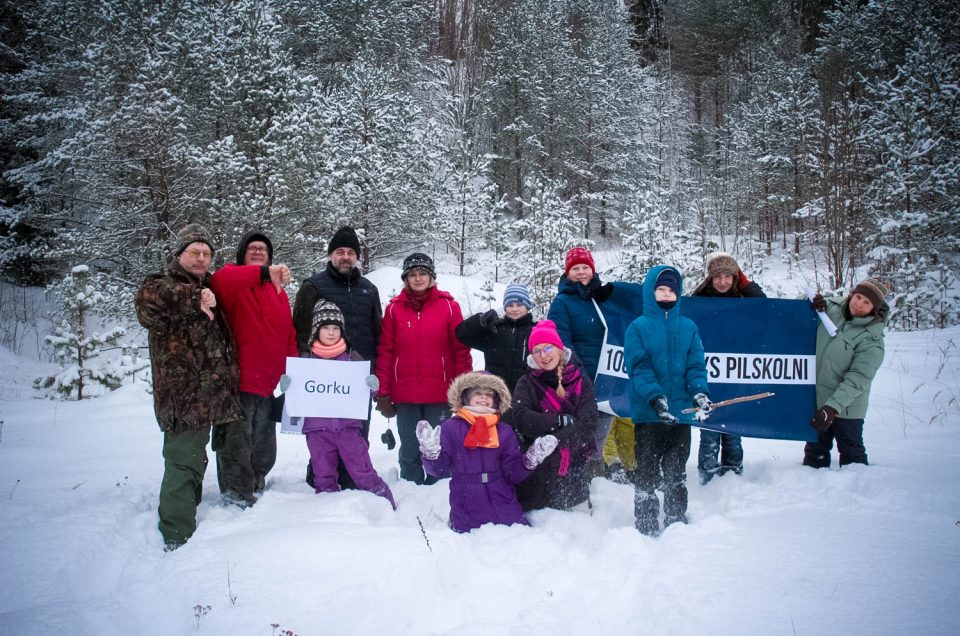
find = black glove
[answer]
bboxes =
[593,283,614,303]
[811,293,827,312]
[479,308,500,328]
[557,414,575,429]
[651,396,680,424]
[810,405,837,431]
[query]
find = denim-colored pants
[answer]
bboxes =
[803,417,867,468]
[698,429,743,481]
[395,403,450,484]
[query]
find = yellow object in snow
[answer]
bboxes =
[602,416,636,471]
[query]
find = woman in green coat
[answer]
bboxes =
[804,278,890,468]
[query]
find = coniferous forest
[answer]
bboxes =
[1,0,958,329]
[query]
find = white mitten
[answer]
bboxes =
[523,435,559,470]
[365,374,380,391]
[278,374,292,393]
[415,420,441,460]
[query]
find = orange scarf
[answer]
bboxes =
[310,338,347,359]
[457,407,500,449]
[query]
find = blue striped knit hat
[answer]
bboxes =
[503,282,533,310]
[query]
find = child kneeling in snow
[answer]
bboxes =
[300,301,396,508]
[416,371,557,532]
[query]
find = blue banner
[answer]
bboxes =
[594,291,819,442]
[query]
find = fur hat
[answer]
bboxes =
[705,252,740,278]
[310,300,345,341]
[236,229,273,265]
[327,226,361,255]
[851,277,891,310]
[564,247,595,277]
[401,252,435,280]
[655,268,681,297]
[528,319,564,352]
[447,371,511,413]
[174,223,214,256]
[503,282,533,310]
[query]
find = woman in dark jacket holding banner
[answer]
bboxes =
[804,278,890,468]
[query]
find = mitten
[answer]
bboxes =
[365,375,380,391]
[278,374,292,393]
[523,435,559,470]
[556,413,575,429]
[376,395,397,418]
[737,269,751,290]
[811,293,827,312]
[651,396,680,424]
[810,405,838,431]
[593,282,615,303]
[415,420,441,460]
[693,392,713,415]
[479,308,500,328]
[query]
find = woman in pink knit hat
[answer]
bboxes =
[508,320,600,511]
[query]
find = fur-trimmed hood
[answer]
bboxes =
[446,371,512,413]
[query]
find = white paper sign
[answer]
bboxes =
[278,401,303,435]
[283,357,371,420]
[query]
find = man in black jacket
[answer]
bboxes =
[690,251,766,484]
[291,226,383,487]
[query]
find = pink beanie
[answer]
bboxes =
[528,319,565,352]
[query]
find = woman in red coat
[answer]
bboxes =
[375,253,473,483]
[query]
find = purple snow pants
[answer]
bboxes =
[305,428,396,508]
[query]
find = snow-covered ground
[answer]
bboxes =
[1,268,958,635]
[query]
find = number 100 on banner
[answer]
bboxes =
[599,343,628,379]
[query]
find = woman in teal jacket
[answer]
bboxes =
[804,278,890,468]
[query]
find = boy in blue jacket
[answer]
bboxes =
[624,265,713,536]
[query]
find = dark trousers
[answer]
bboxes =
[214,392,272,504]
[698,429,743,482]
[159,427,210,546]
[803,417,867,468]
[395,402,450,484]
[634,423,691,534]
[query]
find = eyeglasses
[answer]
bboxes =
[531,344,556,358]
[246,245,268,254]
[184,248,212,259]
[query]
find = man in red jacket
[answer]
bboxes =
[211,230,298,503]
[375,252,473,483]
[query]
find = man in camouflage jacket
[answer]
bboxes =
[136,223,243,549]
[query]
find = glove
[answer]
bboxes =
[811,293,827,312]
[651,396,680,424]
[365,375,380,391]
[737,270,751,290]
[593,283,614,303]
[523,435,559,469]
[479,308,500,328]
[278,374,292,393]
[376,395,397,418]
[556,414,575,429]
[811,405,837,431]
[415,420,441,460]
[693,392,713,415]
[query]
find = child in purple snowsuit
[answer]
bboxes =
[302,301,395,508]
[417,371,557,533]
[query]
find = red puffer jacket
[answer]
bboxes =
[376,286,473,404]
[211,263,298,396]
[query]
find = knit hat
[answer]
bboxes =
[851,277,890,310]
[528,319,564,352]
[174,223,215,256]
[503,282,533,310]
[327,226,361,255]
[655,268,681,297]
[235,229,273,265]
[564,247,595,276]
[705,252,740,278]
[311,300,345,337]
[401,252,436,280]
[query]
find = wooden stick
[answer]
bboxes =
[681,391,776,414]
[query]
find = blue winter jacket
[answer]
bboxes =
[624,265,709,425]
[547,275,605,380]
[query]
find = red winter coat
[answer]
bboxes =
[376,286,473,404]
[211,263,298,396]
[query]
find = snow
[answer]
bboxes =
[1,272,959,635]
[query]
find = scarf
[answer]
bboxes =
[457,405,501,449]
[310,338,347,360]
[403,285,435,311]
[530,363,583,414]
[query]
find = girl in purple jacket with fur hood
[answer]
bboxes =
[301,302,395,508]
[417,371,557,532]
